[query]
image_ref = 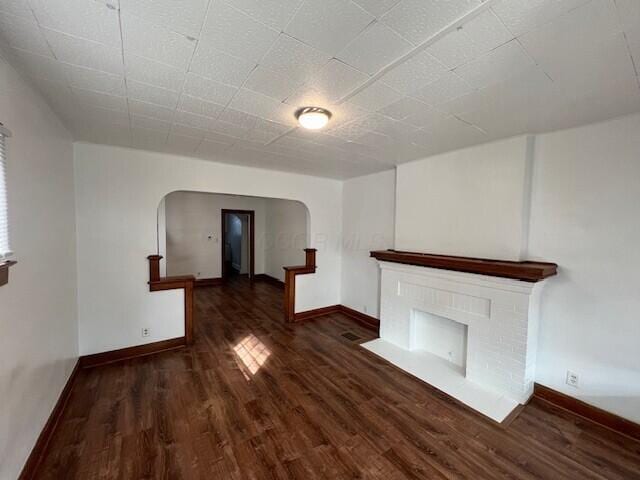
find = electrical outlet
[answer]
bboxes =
[141,327,150,337]
[566,370,579,388]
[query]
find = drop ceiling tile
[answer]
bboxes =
[347,80,403,111]
[272,135,317,152]
[381,0,482,45]
[72,87,128,111]
[448,67,563,135]
[352,0,401,18]
[120,0,209,37]
[349,113,417,143]
[131,114,172,133]
[234,138,276,151]
[0,0,37,21]
[298,59,370,104]
[519,0,623,63]
[337,21,413,75]
[173,110,216,131]
[412,71,473,106]
[74,105,130,127]
[615,0,640,31]
[378,96,431,120]
[285,0,374,56]
[206,129,240,144]
[355,130,399,149]
[189,43,256,86]
[529,33,636,102]
[165,133,202,154]
[403,105,451,128]
[226,0,303,31]
[183,73,238,105]
[30,0,121,46]
[42,29,123,74]
[244,65,303,101]
[170,123,209,139]
[340,141,398,163]
[454,39,534,89]
[548,78,640,131]
[218,107,259,128]
[124,53,185,91]
[283,86,330,108]
[127,79,180,108]
[491,0,591,37]
[249,118,290,139]
[328,118,373,140]
[378,50,448,95]
[245,127,282,144]
[246,119,291,144]
[408,116,487,157]
[228,88,295,125]
[129,99,176,122]
[178,94,225,119]
[289,128,345,147]
[367,114,419,139]
[210,117,255,138]
[121,13,196,69]
[200,1,279,63]
[0,12,52,56]
[65,64,125,95]
[518,2,635,100]
[348,112,392,132]
[427,10,513,69]
[10,48,69,83]
[259,35,331,87]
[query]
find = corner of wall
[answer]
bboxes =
[519,135,536,260]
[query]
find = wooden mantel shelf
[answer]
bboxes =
[370,250,557,282]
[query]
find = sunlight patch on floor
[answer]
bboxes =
[233,334,271,377]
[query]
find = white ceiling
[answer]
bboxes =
[0,0,639,179]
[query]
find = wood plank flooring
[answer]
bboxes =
[36,277,640,479]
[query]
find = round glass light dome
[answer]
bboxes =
[296,107,332,130]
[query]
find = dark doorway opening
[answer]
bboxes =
[221,209,255,282]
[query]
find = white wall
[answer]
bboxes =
[264,198,309,282]
[341,170,396,318]
[164,192,267,279]
[74,143,342,355]
[395,136,533,261]
[529,114,640,423]
[0,54,78,479]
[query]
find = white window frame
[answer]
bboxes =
[0,122,12,261]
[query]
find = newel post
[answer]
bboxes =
[304,248,316,268]
[147,255,162,283]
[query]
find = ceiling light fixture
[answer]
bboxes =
[295,107,332,130]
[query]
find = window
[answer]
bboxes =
[0,122,12,260]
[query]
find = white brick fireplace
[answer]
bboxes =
[363,260,551,422]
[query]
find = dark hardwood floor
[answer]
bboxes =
[37,277,640,479]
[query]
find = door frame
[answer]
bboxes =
[221,209,255,281]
